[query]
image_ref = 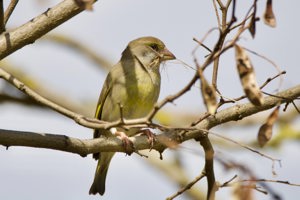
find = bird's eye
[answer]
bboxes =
[149,43,159,51]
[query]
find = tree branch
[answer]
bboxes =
[0,0,96,60]
[199,136,217,200]
[1,84,300,155]
[4,0,19,25]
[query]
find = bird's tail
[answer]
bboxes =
[89,152,115,195]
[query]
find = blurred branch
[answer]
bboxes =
[0,63,94,116]
[147,155,206,200]
[222,177,300,188]
[0,93,42,107]
[0,0,96,60]
[166,171,206,200]
[200,136,216,200]
[217,155,282,199]
[43,34,112,70]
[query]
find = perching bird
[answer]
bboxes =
[89,36,175,195]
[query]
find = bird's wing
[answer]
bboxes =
[93,73,112,139]
[92,74,112,160]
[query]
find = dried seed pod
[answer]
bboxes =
[198,68,217,115]
[248,15,256,38]
[232,180,254,200]
[235,45,264,106]
[257,124,272,148]
[263,0,276,27]
[248,1,257,38]
[257,106,280,147]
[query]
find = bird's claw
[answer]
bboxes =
[115,131,135,155]
[139,129,156,151]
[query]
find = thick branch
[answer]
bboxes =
[0,0,95,60]
[1,85,299,155]
[0,128,168,156]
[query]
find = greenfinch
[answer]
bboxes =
[89,36,175,195]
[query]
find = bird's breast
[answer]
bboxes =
[124,72,160,118]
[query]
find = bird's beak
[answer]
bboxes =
[161,48,176,61]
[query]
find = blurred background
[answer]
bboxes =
[0,0,299,199]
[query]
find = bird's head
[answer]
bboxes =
[122,36,176,70]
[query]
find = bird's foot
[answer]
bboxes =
[115,131,135,155]
[139,129,156,151]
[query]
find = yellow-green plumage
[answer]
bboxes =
[89,36,175,195]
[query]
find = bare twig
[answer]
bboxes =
[239,179,300,187]
[212,0,221,28]
[260,71,286,89]
[4,0,19,24]
[192,27,218,56]
[211,0,235,92]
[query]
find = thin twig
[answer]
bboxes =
[238,179,300,187]
[193,38,212,53]
[215,0,224,8]
[260,71,286,89]
[4,0,19,24]
[192,27,218,56]
[212,0,221,28]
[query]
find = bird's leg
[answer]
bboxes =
[138,129,156,150]
[110,128,135,155]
